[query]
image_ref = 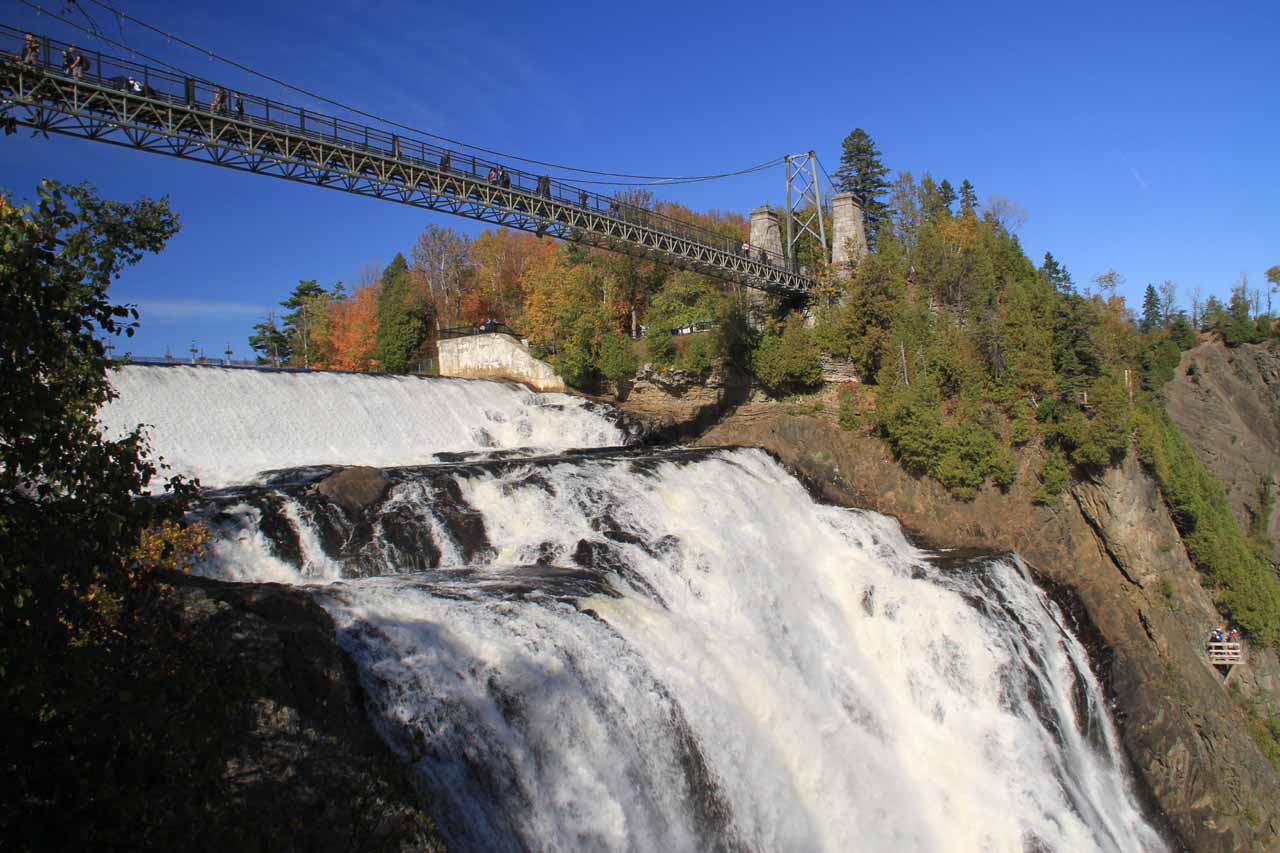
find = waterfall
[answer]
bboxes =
[196,446,1169,852]
[99,365,627,488]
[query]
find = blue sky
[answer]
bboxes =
[3,0,1277,357]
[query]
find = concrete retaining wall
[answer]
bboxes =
[437,333,566,392]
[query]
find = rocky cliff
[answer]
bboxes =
[698,394,1280,852]
[145,573,447,852]
[1166,340,1280,551]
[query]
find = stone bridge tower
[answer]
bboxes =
[830,192,868,274]
[749,205,783,260]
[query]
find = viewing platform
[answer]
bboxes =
[1207,641,1243,666]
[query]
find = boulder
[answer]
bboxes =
[315,466,390,516]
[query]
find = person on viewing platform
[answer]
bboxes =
[211,86,228,115]
[1227,627,1241,643]
[22,33,40,64]
[439,152,452,172]
[499,167,511,189]
[579,189,589,207]
[486,165,499,183]
[234,92,244,117]
[1209,625,1225,644]
[62,46,85,78]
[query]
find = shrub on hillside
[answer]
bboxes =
[837,386,861,431]
[598,330,639,383]
[677,333,714,373]
[645,332,677,367]
[874,381,945,476]
[1034,446,1069,505]
[753,314,823,394]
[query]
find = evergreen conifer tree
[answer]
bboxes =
[374,252,429,373]
[1039,252,1074,293]
[959,180,978,216]
[834,128,891,249]
[248,314,291,365]
[938,179,957,215]
[1140,284,1162,332]
[918,174,949,222]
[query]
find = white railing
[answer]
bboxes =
[1206,641,1243,665]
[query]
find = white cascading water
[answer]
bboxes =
[98,365,626,488]
[197,445,1170,853]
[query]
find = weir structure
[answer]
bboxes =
[0,26,820,295]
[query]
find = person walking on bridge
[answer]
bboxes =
[61,45,85,78]
[211,85,228,116]
[21,33,40,65]
[499,167,511,189]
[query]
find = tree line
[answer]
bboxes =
[247,197,752,382]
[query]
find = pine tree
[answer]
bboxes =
[280,280,328,368]
[1140,284,1162,332]
[248,313,291,365]
[834,128,892,249]
[1039,252,1074,294]
[959,179,978,216]
[938,180,957,215]
[374,252,429,373]
[918,174,949,222]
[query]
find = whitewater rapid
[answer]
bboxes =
[196,447,1169,853]
[99,365,625,487]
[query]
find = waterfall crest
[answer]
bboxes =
[100,365,626,488]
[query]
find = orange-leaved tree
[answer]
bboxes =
[325,284,380,371]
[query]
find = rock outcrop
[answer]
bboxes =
[612,364,755,442]
[315,465,391,516]
[1166,340,1280,549]
[699,399,1280,852]
[153,573,447,852]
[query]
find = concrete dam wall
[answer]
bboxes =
[437,332,566,392]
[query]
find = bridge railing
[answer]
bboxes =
[437,323,524,341]
[1,25,795,272]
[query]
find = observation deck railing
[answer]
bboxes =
[0,25,816,294]
[1206,641,1243,666]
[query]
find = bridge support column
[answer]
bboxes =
[830,192,868,277]
[742,206,784,324]
[749,205,783,259]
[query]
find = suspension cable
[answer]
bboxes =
[77,0,783,184]
[21,2,785,189]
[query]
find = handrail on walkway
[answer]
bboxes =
[1206,641,1243,665]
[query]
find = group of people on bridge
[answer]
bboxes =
[21,32,87,79]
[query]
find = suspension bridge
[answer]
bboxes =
[0,24,834,294]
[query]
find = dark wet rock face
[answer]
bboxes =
[150,573,446,852]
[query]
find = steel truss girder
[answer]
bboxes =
[0,61,814,294]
